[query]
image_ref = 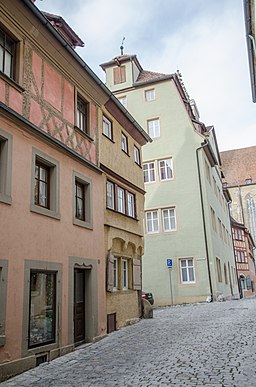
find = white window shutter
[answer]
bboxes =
[133,259,141,290]
[107,251,114,292]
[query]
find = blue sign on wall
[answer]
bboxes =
[167,259,173,268]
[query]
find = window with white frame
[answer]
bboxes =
[162,208,176,231]
[145,210,159,233]
[117,187,125,213]
[127,192,135,217]
[134,145,141,165]
[103,116,112,140]
[113,258,118,289]
[106,181,136,218]
[122,259,128,289]
[145,89,155,102]
[180,258,195,283]
[106,181,115,209]
[118,96,127,108]
[143,162,156,183]
[147,118,160,138]
[121,133,128,154]
[159,159,173,180]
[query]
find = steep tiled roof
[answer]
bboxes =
[220,146,256,186]
[135,70,172,84]
[42,11,84,48]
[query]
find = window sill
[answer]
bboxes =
[0,194,12,205]
[0,71,25,93]
[102,133,115,143]
[135,162,142,168]
[73,217,93,230]
[74,126,94,142]
[106,206,138,221]
[30,204,61,220]
[121,149,130,157]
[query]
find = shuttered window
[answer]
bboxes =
[113,66,126,84]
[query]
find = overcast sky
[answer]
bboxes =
[38,0,255,151]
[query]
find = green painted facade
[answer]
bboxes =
[101,55,239,305]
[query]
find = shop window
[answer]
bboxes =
[29,270,56,348]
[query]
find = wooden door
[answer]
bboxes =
[74,269,85,344]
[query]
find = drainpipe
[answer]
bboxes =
[196,140,213,300]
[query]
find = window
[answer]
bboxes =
[122,259,128,290]
[146,210,159,233]
[121,133,128,154]
[234,228,243,241]
[205,159,211,184]
[213,177,217,196]
[237,250,246,263]
[216,257,222,282]
[75,180,85,221]
[106,181,136,218]
[210,207,217,232]
[113,258,118,290]
[35,161,50,209]
[117,187,125,214]
[113,65,126,84]
[0,260,8,347]
[222,224,226,243]
[76,96,88,133]
[143,162,156,183]
[31,149,60,219]
[118,96,127,108]
[180,259,195,283]
[106,181,115,209]
[159,159,173,180]
[107,255,139,292]
[127,192,135,217]
[145,89,155,101]
[162,208,176,231]
[0,27,15,79]
[29,270,56,348]
[134,145,141,165]
[103,116,112,140]
[0,128,12,204]
[147,118,160,138]
[218,218,222,238]
[73,172,92,229]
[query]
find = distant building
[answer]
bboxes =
[244,0,256,102]
[101,54,239,305]
[231,218,256,297]
[221,146,256,244]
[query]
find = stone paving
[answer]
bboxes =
[2,298,256,387]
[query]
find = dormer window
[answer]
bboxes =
[113,66,126,84]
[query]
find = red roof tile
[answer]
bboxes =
[135,70,171,83]
[220,146,256,186]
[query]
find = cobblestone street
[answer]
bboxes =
[2,298,256,387]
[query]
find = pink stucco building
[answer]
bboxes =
[0,0,149,381]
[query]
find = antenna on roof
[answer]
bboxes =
[120,37,125,55]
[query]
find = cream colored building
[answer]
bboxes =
[101,54,239,306]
